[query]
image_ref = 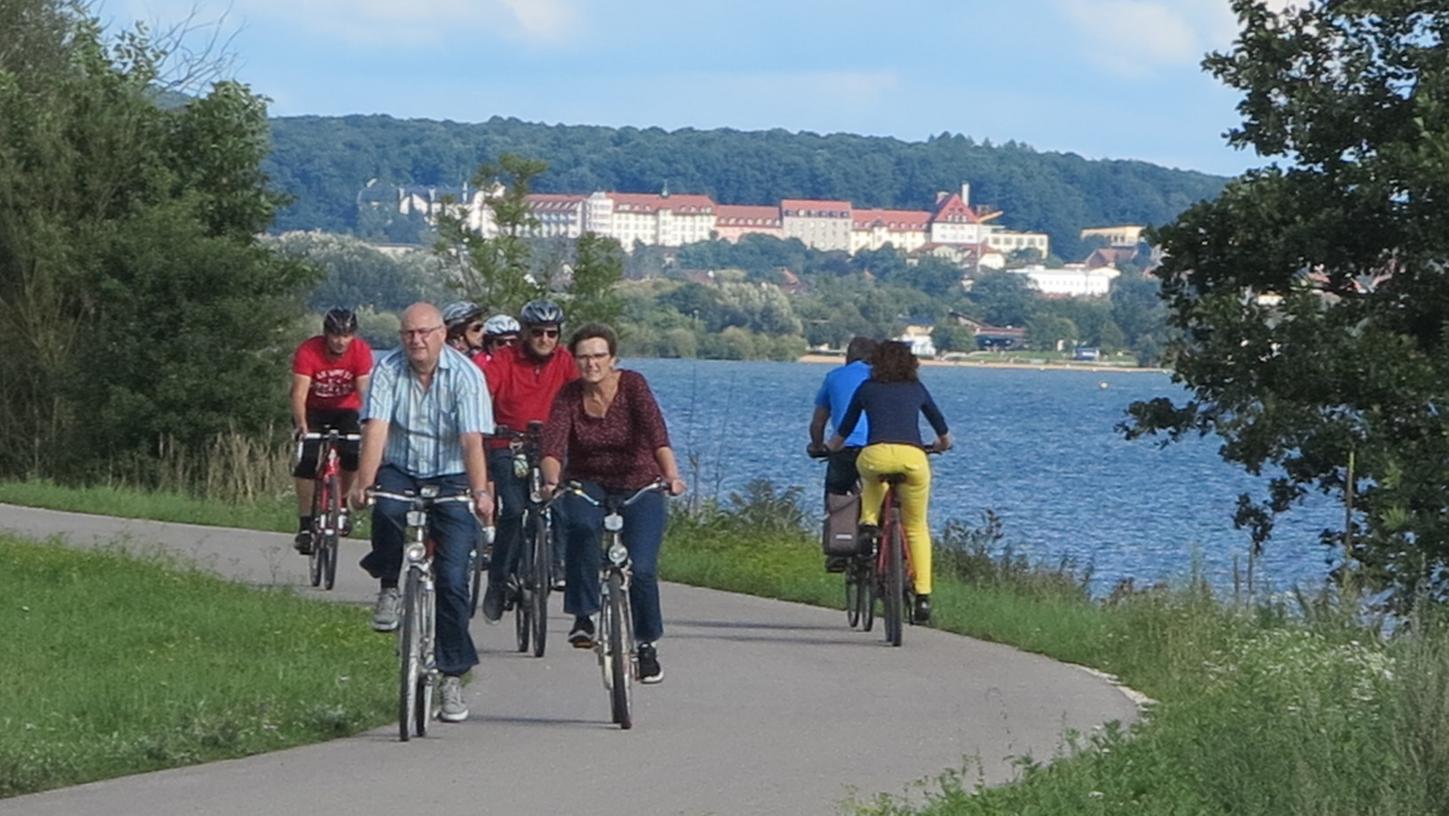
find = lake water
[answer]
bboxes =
[627,357,1341,595]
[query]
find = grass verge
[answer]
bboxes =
[0,535,392,798]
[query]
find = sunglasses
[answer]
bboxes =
[530,328,560,339]
[492,337,519,347]
[465,323,485,334]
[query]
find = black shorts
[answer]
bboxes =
[292,409,361,479]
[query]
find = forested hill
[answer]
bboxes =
[263,114,1227,258]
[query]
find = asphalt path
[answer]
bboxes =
[0,504,1141,815]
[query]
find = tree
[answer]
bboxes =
[968,272,1035,327]
[567,232,625,326]
[434,153,547,313]
[0,4,314,480]
[1124,1,1449,604]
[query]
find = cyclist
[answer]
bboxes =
[290,308,373,554]
[442,300,486,357]
[350,302,495,723]
[478,298,579,622]
[806,336,877,572]
[478,314,521,362]
[828,341,952,624]
[539,323,685,684]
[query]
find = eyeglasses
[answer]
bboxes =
[399,325,442,339]
[465,323,485,334]
[530,328,560,339]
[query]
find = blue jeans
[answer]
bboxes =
[361,465,479,676]
[559,482,667,644]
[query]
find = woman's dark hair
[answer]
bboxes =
[870,341,919,382]
[569,322,618,357]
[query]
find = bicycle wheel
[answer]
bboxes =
[415,585,435,738]
[514,544,532,653]
[322,475,341,590]
[530,511,550,657]
[398,569,422,741]
[307,483,324,587]
[467,531,484,619]
[884,521,905,647]
[844,570,861,628]
[606,571,633,729]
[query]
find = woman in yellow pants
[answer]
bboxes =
[828,341,952,623]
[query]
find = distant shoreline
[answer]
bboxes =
[795,353,1168,374]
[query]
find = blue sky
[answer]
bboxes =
[112,0,1295,177]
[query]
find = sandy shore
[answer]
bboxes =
[795,353,1167,374]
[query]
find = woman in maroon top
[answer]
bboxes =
[541,323,686,684]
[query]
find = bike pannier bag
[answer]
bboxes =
[822,492,862,556]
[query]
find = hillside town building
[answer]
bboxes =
[381,180,1050,260]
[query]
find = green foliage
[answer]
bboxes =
[268,231,449,311]
[434,153,548,313]
[567,232,625,326]
[968,272,1036,326]
[0,4,314,481]
[263,116,1226,259]
[1125,1,1449,605]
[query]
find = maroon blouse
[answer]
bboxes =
[543,369,672,490]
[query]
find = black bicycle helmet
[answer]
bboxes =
[519,299,565,327]
[323,308,358,335]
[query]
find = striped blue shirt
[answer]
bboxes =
[363,345,494,478]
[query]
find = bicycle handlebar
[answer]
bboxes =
[548,479,670,510]
[366,488,475,507]
[298,431,364,441]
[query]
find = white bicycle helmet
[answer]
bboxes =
[483,314,521,337]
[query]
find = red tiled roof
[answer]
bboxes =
[527,193,585,212]
[853,209,931,231]
[781,199,853,217]
[716,204,781,225]
[608,192,716,214]
[931,193,982,224]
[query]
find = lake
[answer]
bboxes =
[627,357,1340,595]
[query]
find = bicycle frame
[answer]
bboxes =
[296,429,361,590]
[550,479,667,729]
[494,422,553,656]
[369,485,472,741]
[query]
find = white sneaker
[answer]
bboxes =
[371,588,401,632]
[439,675,469,722]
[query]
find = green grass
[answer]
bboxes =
[3,481,1447,813]
[0,481,295,533]
[0,535,393,798]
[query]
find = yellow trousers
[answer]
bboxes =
[857,443,932,595]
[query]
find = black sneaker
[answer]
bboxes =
[481,583,504,623]
[638,642,663,684]
[913,594,932,625]
[568,616,595,648]
[825,555,848,573]
[293,530,314,555]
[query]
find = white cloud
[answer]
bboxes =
[114,0,579,45]
[1056,0,1301,78]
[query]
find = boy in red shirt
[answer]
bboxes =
[291,309,374,554]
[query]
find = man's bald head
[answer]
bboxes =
[400,302,446,373]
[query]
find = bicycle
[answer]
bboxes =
[550,479,668,730]
[295,429,362,591]
[809,447,873,631]
[467,523,494,620]
[493,422,552,657]
[863,447,942,647]
[367,485,473,741]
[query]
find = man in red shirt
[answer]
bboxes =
[291,308,374,554]
[478,299,578,621]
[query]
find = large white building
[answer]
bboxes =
[1011,264,1121,297]
[392,179,1053,258]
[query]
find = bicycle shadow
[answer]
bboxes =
[670,618,842,632]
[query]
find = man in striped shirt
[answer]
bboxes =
[351,302,495,723]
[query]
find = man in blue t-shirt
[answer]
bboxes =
[807,336,877,494]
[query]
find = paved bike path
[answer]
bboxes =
[0,504,1140,815]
